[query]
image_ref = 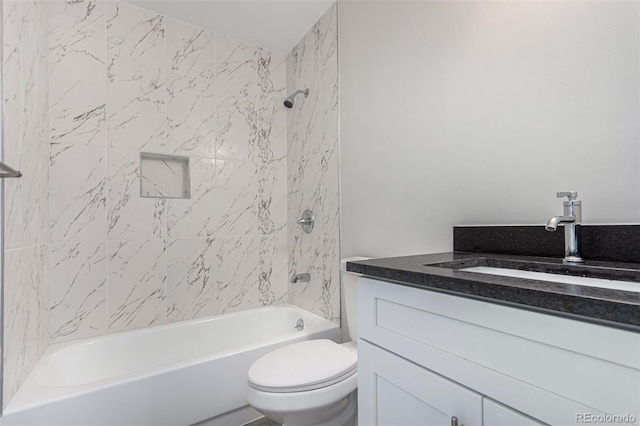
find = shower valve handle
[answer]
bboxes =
[296,210,315,234]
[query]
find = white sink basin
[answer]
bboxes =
[462,266,640,293]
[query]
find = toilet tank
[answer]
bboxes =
[340,257,370,343]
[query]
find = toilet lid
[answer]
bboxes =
[248,339,357,393]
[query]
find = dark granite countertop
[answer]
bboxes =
[347,252,640,332]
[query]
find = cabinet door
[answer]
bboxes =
[358,340,483,426]
[484,398,546,426]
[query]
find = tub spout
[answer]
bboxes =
[291,272,310,283]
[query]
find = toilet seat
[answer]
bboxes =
[248,339,357,393]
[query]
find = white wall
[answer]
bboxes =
[339,1,640,258]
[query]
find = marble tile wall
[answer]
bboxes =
[46,0,288,345]
[2,0,50,407]
[287,4,340,323]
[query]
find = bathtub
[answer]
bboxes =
[1,304,340,426]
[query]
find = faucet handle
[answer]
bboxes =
[557,191,578,200]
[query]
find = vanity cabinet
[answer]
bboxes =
[359,341,543,426]
[359,340,483,426]
[357,277,640,426]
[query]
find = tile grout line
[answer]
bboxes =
[163,6,168,324]
[104,0,110,335]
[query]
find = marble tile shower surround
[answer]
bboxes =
[1,0,339,408]
[287,4,340,322]
[44,0,292,343]
[2,0,51,408]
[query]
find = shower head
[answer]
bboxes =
[284,89,309,108]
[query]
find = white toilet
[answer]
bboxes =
[245,257,368,426]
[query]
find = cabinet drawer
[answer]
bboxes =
[358,340,482,426]
[358,277,640,425]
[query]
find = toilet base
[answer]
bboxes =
[270,391,357,426]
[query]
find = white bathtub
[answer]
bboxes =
[1,304,340,426]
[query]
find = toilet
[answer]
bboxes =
[245,257,369,426]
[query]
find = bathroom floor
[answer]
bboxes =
[245,417,280,426]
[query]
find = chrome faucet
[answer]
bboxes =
[545,191,583,263]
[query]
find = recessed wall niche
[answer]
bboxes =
[140,152,191,199]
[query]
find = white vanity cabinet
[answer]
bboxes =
[359,340,483,426]
[357,277,640,426]
[359,341,542,426]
